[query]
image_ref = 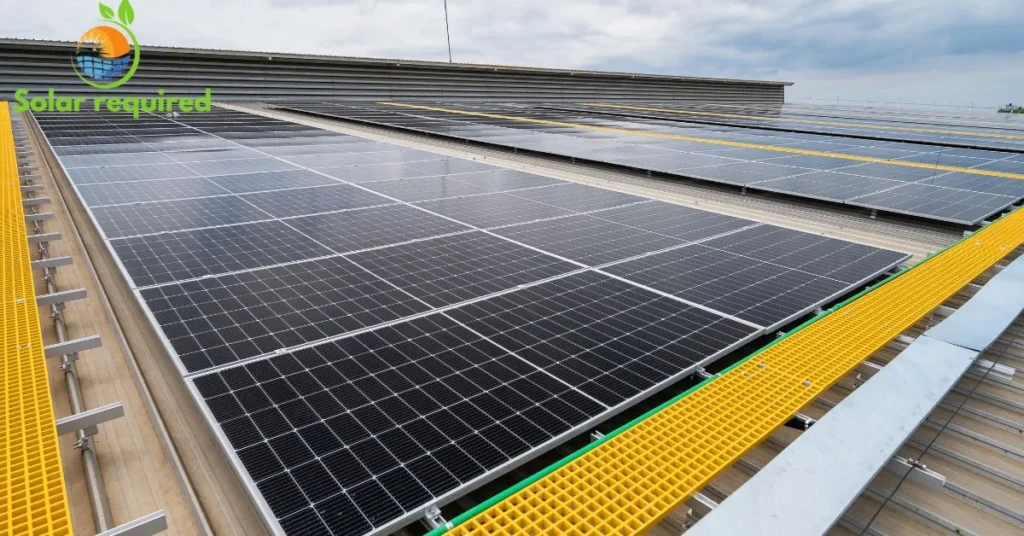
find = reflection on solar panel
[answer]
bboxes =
[278,102,1024,225]
[33,107,909,536]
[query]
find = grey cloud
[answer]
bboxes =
[1,0,1021,104]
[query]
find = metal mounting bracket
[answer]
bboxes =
[56,402,124,437]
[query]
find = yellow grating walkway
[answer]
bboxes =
[0,103,72,535]
[447,206,1024,536]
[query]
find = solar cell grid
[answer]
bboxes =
[166,147,267,162]
[76,176,231,206]
[592,201,755,241]
[190,312,605,533]
[60,151,176,168]
[139,256,431,373]
[316,162,437,183]
[346,231,579,307]
[491,214,685,265]
[285,204,472,254]
[281,153,381,168]
[363,149,450,164]
[91,195,272,238]
[359,175,493,202]
[602,244,849,328]
[110,220,335,288]
[848,183,1018,224]
[449,169,564,191]
[239,184,392,218]
[415,192,576,228]
[753,172,903,202]
[405,158,501,176]
[66,162,199,184]
[915,172,1024,198]
[206,169,342,194]
[447,271,759,406]
[507,182,646,212]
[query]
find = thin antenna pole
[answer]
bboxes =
[444,0,453,62]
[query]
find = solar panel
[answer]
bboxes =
[753,172,903,202]
[110,220,334,288]
[239,184,391,218]
[360,175,494,202]
[446,271,759,406]
[491,214,683,265]
[75,177,231,206]
[66,162,199,184]
[591,201,754,241]
[281,102,1024,225]
[414,191,576,228]
[346,231,579,307]
[190,312,608,535]
[507,182,646,212]
[206,169,342,194]
[33,107,911,536]
[139,256,431,373]
[91,195,273,238]
[449,169,564,191]
[284,204,472,254]
[847,183,1018,224]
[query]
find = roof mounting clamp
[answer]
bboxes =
[27,232,62,245]
[55,401,124,437]
[590,430,605,442]
[31,255,72,271]
[422,505,450,531]
[970,359,1015,382]
[37,288,87,308]
[96,511,168,536]
[785,413,817,431]
[45,334,102,360]
[22,196,51,207]
[695,368,712,380]
[686,492,718,519]
[885,456,946,490]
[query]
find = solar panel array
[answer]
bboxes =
[279,102,1024,225]
[546,102,1024,152]
[33,108,908,536]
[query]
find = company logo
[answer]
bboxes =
[72,0,140,89]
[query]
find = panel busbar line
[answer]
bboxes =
[0,103,72,535]
[438,206,1024,536]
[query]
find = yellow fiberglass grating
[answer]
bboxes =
[451,206,1024,536]
[0,103,72,536]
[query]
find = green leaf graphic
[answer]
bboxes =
[99,2,114,19]
[118,0,135,25]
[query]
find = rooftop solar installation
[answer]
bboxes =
[547,102,1024,152]
[32,107,910,536]
[277,102,1024,225]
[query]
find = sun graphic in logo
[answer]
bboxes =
[73,0,140,89]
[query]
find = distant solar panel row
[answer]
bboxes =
[546,102,1024,152]
[33,107,907,536]
[278,102,1024,225]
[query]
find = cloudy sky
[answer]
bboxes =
[4,0,1023,106]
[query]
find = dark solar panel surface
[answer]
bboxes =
[280,102,1024,225]
[34,107,910,536]
[110,220,334,287]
